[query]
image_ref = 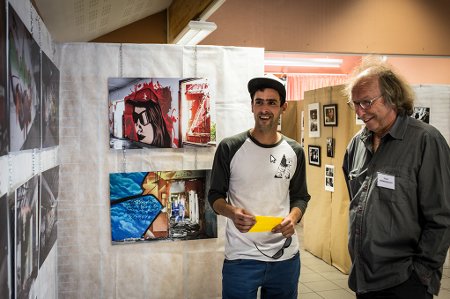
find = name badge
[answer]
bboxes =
[377,172,395,190]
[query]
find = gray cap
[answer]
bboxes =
[248,74,286,104]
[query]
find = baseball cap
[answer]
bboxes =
[248,73,286,105]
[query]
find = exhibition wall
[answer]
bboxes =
[56,43,263,298]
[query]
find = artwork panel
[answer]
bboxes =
[412,107,430,124]
[41,52,59,148]
[109,170,217,244]
[323,104,338,126]
[325,164,335,192]
[108,77,215,150]
[0,194,11,299]
[0,0,8,156]
[308,145,321,167]
[308,103,320,138]
[39,166,59,268]
[8,5,41,151]
[326,137,334,157]
[15,175,39,299]
[180,78,215,146]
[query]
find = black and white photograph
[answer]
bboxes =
[308,103,320,138]
[412,106,430,124]
[308,145,321,166]
[326,137,334,157]
[325,164,335,192]
[323,104,337,126]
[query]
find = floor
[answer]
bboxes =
[295,226,450,299]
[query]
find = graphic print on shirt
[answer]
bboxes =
[274,154,293,179]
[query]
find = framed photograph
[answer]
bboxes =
[308,103,320,138]
[323,104,337,126]
[308,145,321,167]
[326,137,334,157]
[412,107,430,123]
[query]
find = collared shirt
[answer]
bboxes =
[343,114,450,295]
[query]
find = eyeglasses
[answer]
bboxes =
[254,236,292,259]
[347,94,383,110]
[132,110,150,125]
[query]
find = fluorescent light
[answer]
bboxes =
[173,21,217,46]
[264,57,343,68]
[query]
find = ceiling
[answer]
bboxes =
[31,0,361,74]
[32,0,173,42]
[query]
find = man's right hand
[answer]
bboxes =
[212,198,256,233]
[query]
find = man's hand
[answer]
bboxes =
[230,207,256,233]
[271,208,302,238]
[213,198,256,233]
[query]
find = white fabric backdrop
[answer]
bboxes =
[57,42,264,298]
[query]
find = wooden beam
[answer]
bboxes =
[168,0,215,43]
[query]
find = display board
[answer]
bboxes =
[301,85,361,274]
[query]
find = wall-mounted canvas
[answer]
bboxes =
[108,77,215,149]
[15,175,39,299]
[109,170,217,244]
[0,0,7,156]
[39,166,58,268]
[8,5,41,152]
[308,103,320,138]
[41,52,59,148]
[0,194,10,299]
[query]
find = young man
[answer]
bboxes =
[343,56,450,299]
[208,74,310,299]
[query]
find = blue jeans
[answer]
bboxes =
[222,251,300,299]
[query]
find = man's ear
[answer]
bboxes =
[281,102,287,112]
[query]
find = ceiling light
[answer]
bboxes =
[173,21,217,46]
[264,57,343,68]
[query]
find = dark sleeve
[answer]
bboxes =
[287,140,311,216]
[207,140,231,210]
[415,129,450,270]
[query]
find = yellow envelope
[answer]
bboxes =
[248,216,284,232]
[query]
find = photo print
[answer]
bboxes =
[323,104,337,126]
[0,0,7,156]
[308,145,321,167]
[0,194,10,299]
[412,107,430,124]
[9,5,41,151]
[41,52,60,148]
[325,164,335,192]
[109,170,217,244]
[108,77,215,149]
[39,166,59,268]
[326,137,334,157]
[308,103,320,138]
[15,175,39,299]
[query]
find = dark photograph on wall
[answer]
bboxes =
[323,104,337,126]
[0,194,11,299]
[412,106,430,124]
[8,5,41,152]
[15,175,39,299]
[109,170,217,244]
[326,137,334,157]
[308,145,321,167]
[41,52,59,148]
[39,166,59,268]
[0,0,8,156]
[108,77,216,149]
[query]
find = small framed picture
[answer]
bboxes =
[308,145,321,167]
[323,104,337,126]
[308,103,320,138]
[326,137,334,157]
